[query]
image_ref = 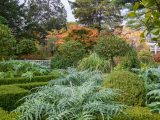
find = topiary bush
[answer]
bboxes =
[77,53,111,73]
[104,71,145,106]
[16,39,37,55]
[94,35,130,62]
[112,106,160,120]
[51,40,86,69]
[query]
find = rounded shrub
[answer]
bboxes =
[94,35,130,60]
[17,39,37,55]
[112,106,160,120]
[51,40,86,69]
[104,71,145,106]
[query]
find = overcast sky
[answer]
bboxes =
[20,0,75,22]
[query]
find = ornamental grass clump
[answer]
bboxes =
[15,68,125,120]
[77,53,111,73]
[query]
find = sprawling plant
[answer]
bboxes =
[0,60,49,78]
[15,69,125,120]
[138,68,160,113]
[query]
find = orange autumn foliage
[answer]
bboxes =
[46,24,99,49]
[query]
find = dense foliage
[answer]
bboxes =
[120,49,140,70]
[51,40,86,69]
[0,61,49,79]
[15,69,125,120]
[77,53,111,73]
[94,35,130,66]
[113,106,160,120]
[0,0,25,37]
[0,24,16,60]
[104,71,145,106]
[69,0,122,30]
[16,39,37,55]
[129,0,160,42]
[139,68,160,113]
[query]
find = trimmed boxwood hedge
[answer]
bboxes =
[112,107,160,120]
[0,108,18,120]
[0,85,29,110]
[0,75,56,85]
[16,82,48,90]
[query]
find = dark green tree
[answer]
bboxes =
[22,0,67,40]
[69,0,121,31]
[0,24,16,60]
[0,0,25,37]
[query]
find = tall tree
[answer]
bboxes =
[0,0,25,37]
[69,0,122,31]
[22,0,67,41]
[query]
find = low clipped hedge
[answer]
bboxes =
[104,71,145,106]
[0,75,56,85]
[0,108,18,120]
[0,85,29,110]
[113,107,160,120]
[16,82,48,90]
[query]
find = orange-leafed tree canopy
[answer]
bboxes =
[46,24,99,49]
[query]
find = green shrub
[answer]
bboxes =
[94,35,130,61]
[0,108,18,120]
[112,106,160,120]
[0,16,8,25]
[51,54,71,69]
[51,40,86,69]
[77,53,111,73]
[16,39,37,55]
[138,50,153,64]
[0,75,57,85]
[16,82,48,90]
[120,49,140,70]
[104,71,145,106]
[0,24,16,60]
[0,85,29,110]
[49,69,68,78]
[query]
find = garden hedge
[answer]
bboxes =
[16,82,48,90]
[0,85,29,110]
[0,108,18,120]
[0,75,57,85]
[104,71,145,106]
[112,107,160,120]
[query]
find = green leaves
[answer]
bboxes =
[128,11,137,18]
[133,2,140,11]
[128,0,160,42]
[139,68,160,113]
[15,69,125,120]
